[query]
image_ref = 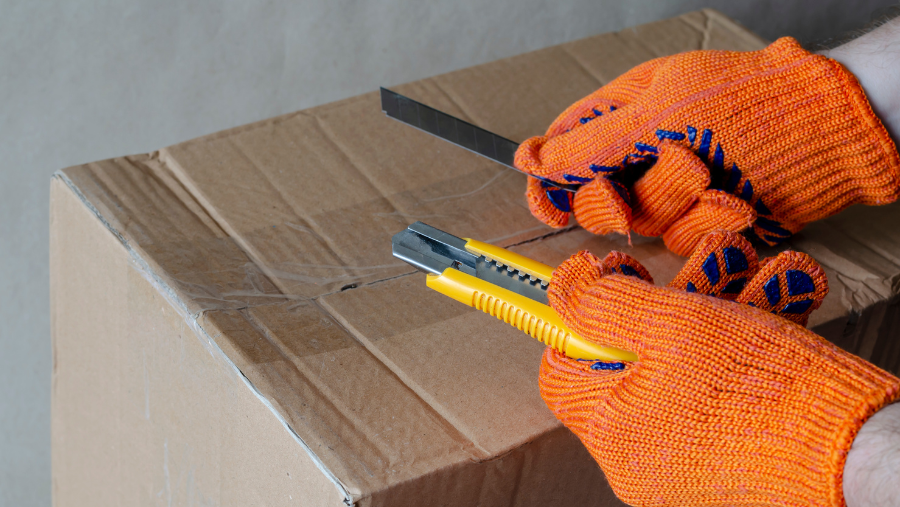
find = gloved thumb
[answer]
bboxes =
[631,141,710,237]
[572,177,632,236]
[525,175,633,234]
[662,190,757,256]
[525,175,573,228]
[548,249,652,337]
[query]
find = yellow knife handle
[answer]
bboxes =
[426,268,638,362]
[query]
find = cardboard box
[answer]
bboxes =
[50,9,900,506]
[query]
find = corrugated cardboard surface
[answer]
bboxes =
[51,9,900,506]
[50,178,348,506]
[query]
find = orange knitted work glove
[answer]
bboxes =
[540,231,900,506]
[516,37,900,256]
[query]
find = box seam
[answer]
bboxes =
[679,9,715,51]
[315,296,497,459]
[152,118,565,463]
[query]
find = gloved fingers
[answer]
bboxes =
[538,348,630,435]
[667,230,759,301]
[631,141,711,237]
[548,250,606,327]
[751,216,802,247]
[662,190,757,257]
[540,251,653,436]
[526,176,573,228]
[546,245,826,361]
[548,249,651,327]
[572,177,632,236]
[544,57,670,138]
[514,112,653,183]
[736,251,829,327]
[597,250,654,284]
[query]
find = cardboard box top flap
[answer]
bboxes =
[196,304,487,499]
[152,9,770,300]
[58,8,900,503]
[60,9,769,312]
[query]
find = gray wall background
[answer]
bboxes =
[1,0,895,504]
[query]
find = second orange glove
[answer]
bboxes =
[515,37,900,256]
[540,231,899,506]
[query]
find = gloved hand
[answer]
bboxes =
[515,37,900,256]
[540,231,900,506]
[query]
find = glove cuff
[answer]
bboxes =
[830,55,900,205]
[805,351,900,506]
[748,39,900,243]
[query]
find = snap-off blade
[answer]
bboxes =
[391,221,549,304]
[379,87,579,193]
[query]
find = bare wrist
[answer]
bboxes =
[843,402,900,507]
[821,18,900,146]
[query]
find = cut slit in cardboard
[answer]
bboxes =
[51,9,900,507]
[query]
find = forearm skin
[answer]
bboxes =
[843,403,900,507]
[822,18,900,146]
